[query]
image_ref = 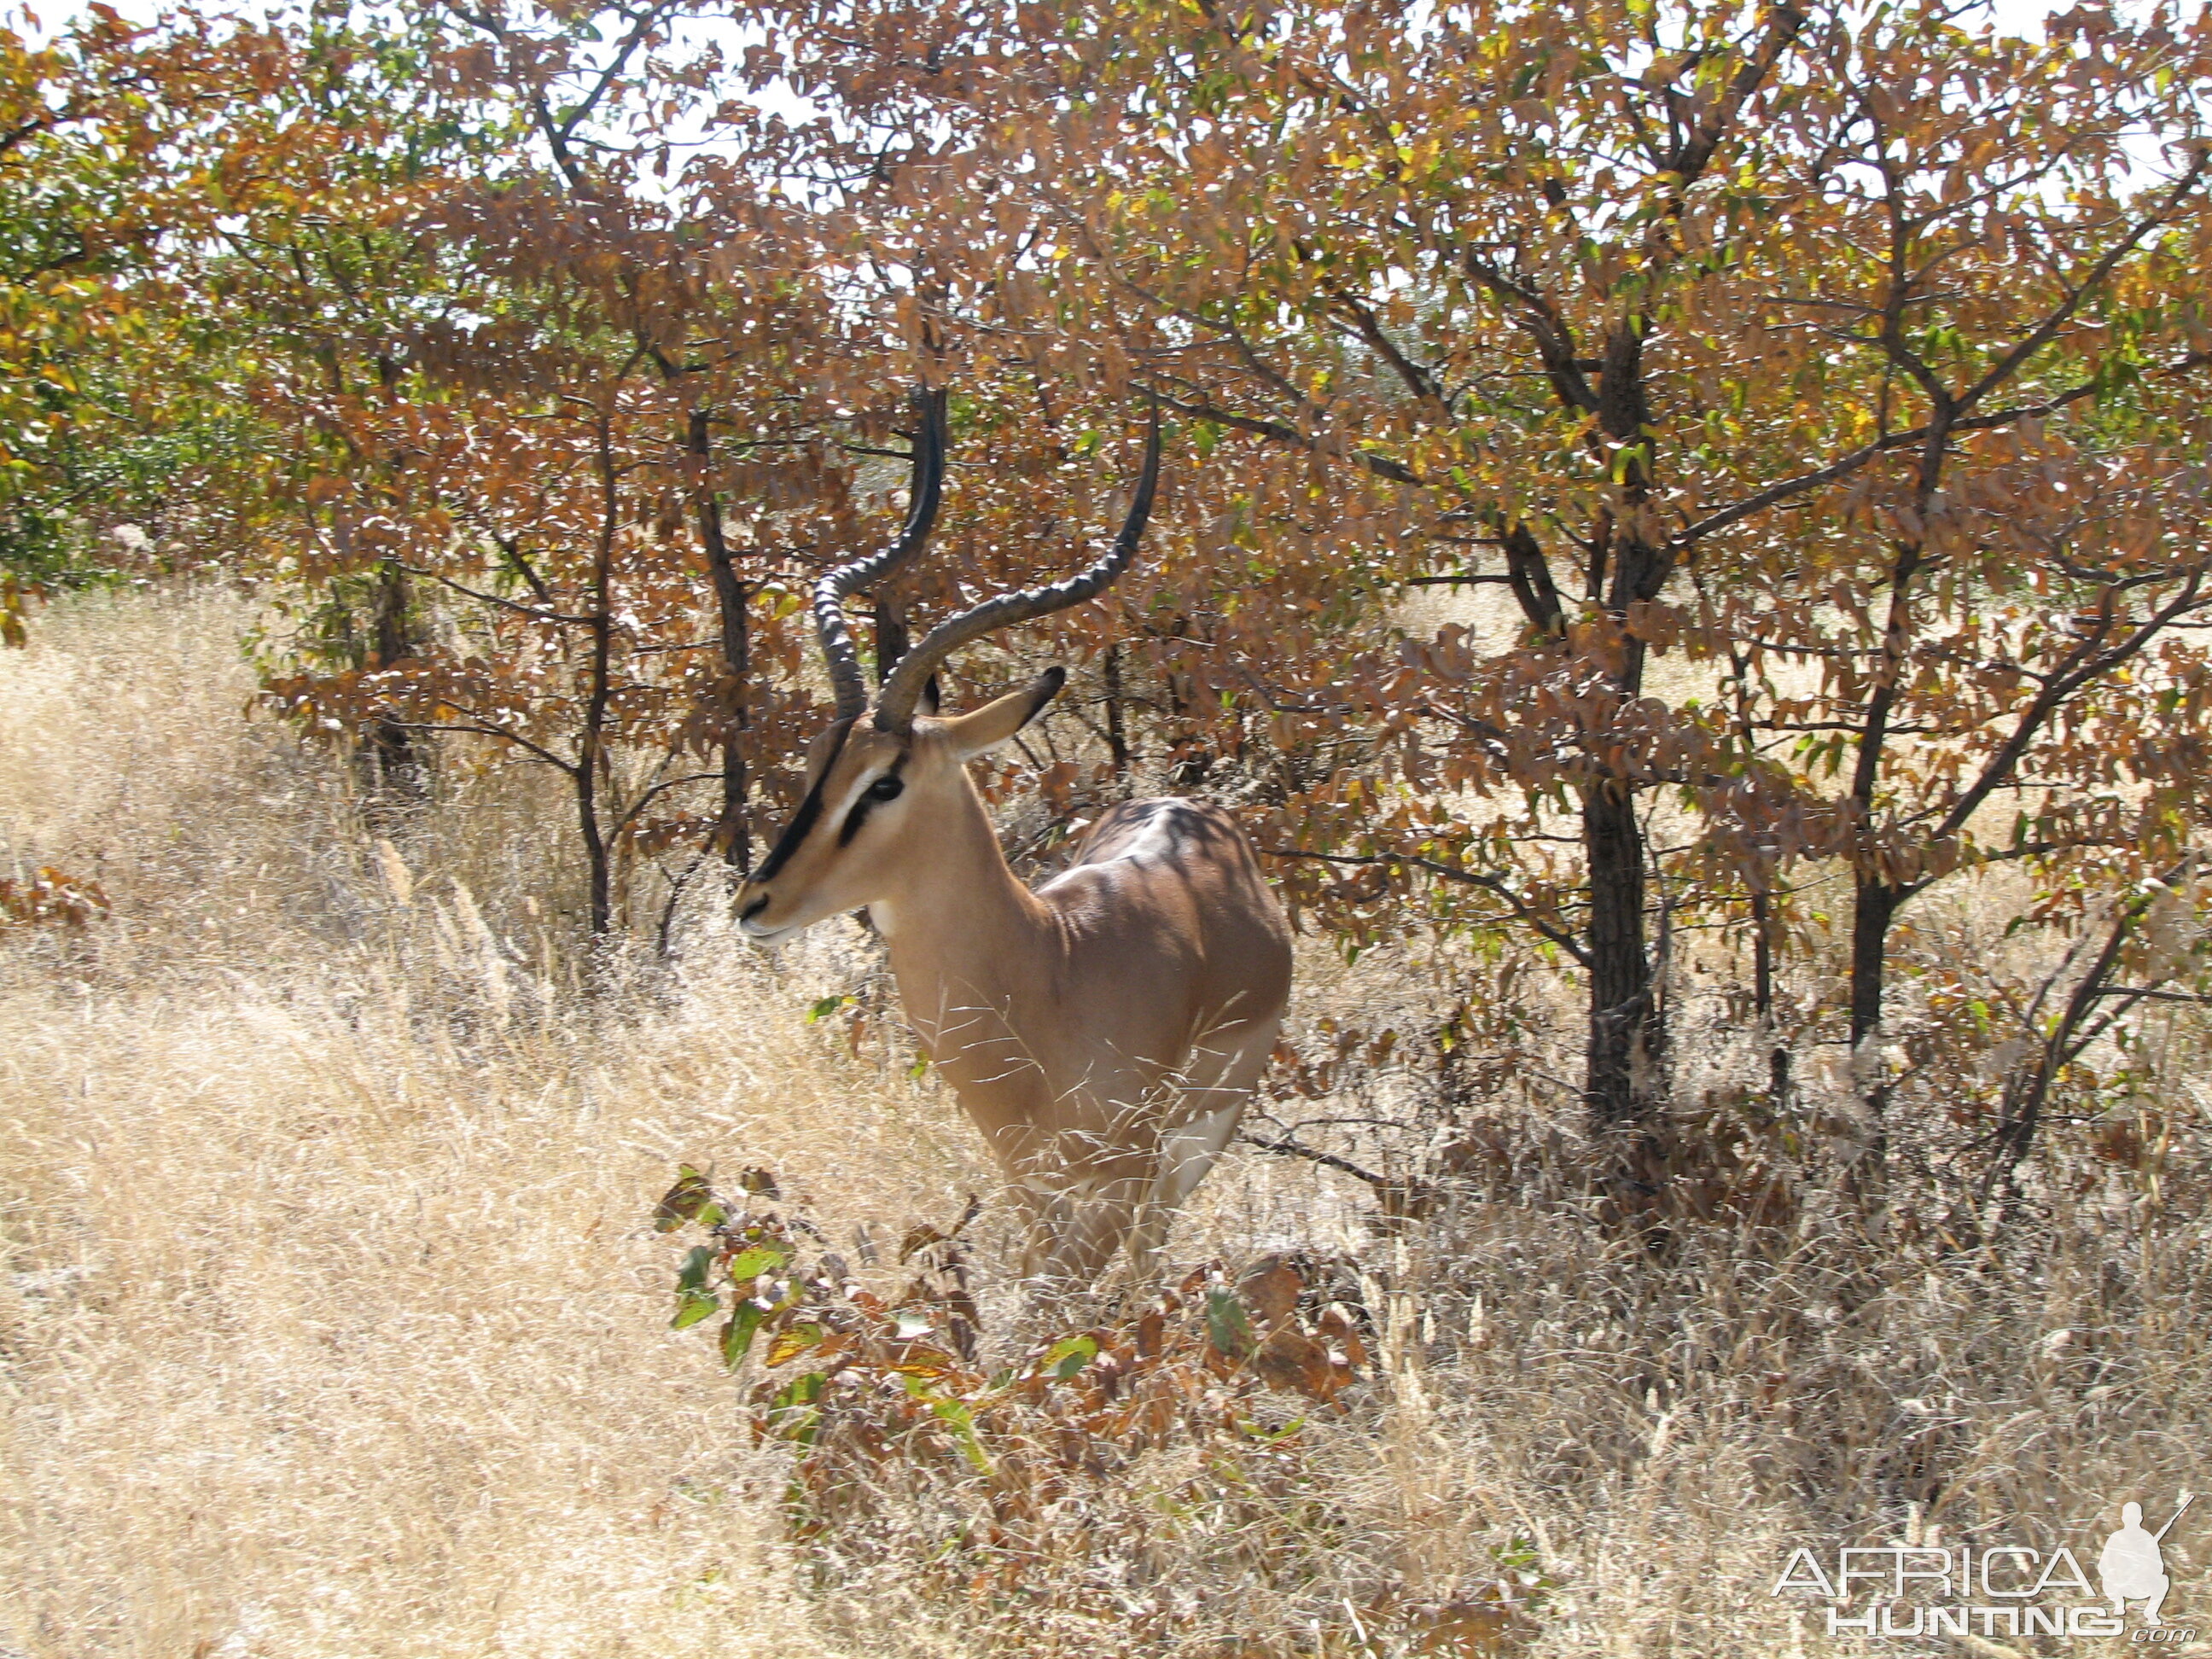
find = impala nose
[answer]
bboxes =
[739,893,770,924]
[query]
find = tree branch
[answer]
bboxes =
[399,562,599,626]
[1149,390,1425,486]
[1263,847,1592,966]
[1960,148,2212,414]
[384,718,579,776]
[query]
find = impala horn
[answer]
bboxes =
[813,387,949,721]
[871,399,1161,736]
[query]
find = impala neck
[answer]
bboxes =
[868,775,1052,1032]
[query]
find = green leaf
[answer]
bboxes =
[653,1165,720,1232]
[724,1243,788,1283]
[676,1244,714,1294]
[1205,1285,1257,1359]
[930,1397,992,1472]
[765,1323,825,1366]
[903,1377,992,1472]
[720,1301,768,1367]
[1040,1333,1099,1378]
[672,1287,720,1330]
[766,1369,825,1441]
[1494,1532,1543,1572]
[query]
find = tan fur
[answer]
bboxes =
[736,676,1293,1291]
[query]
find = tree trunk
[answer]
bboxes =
[1984,874,2170,1212]
[1158,617,1214,788]
[1580,321,1668,1158]
[688,410,751,872]
[1848,876,1901,1138]
[1839,551,1920,1186]
[1582,781,1658,1141]
[1103,642,1130,779]
[579,421,617,938]
[576,719,612,936]
[872,593,909,684]
[363,559,423,798]
[1751,885,1790,1109]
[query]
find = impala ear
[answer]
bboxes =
[940,667,1066,760]
[921,675,941,717]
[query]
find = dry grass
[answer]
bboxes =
[3,585,2209,1657]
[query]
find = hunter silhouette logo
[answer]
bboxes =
[2101,1494,2192,1628]
[1773,1491,2197,1643]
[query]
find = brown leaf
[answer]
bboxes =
[1236,1254,1305,1328]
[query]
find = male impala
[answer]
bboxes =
[736,393,1292,1292]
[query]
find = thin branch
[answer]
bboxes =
[399,562,599,626]
[1323,279,1452,411]
[1149,390,1425,487]
[383,718,578,775]
[1671,381,2092,552]
[1961,149,2212,413]
[1239,1131,1393,1190]
[613,771,724,837]
[1930,570,2209,846]
[492,535,556,606]
[1263,847,1592,967]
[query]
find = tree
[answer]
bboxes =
[1726,11,2212,1179]
[0,6,274,636]
[725,0,2212,1174]
[37,0,2209,1199]
[212,0,879,936]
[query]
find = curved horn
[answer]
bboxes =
[813,387,947,719]
[875,400,1161,735]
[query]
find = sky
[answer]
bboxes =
[8,0,2168,188]
[14,0,2093,52]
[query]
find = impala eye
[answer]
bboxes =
[866,775,905,801]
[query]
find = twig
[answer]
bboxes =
[1263,847,1592,967]
[1240,1131,1391,1190]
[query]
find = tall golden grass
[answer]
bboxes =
[3,586,2206,1656]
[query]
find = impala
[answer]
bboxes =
[735,393,1293,1292]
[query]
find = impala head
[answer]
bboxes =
[735,388,1161,945]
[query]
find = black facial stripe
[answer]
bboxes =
[754,716,855,882]
[838,754,907,846]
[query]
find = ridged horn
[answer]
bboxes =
[813,387,948,719]
[874,399,1161,735]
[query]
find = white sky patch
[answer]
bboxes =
[12,0,2179,203]
[10,0,2127,57]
